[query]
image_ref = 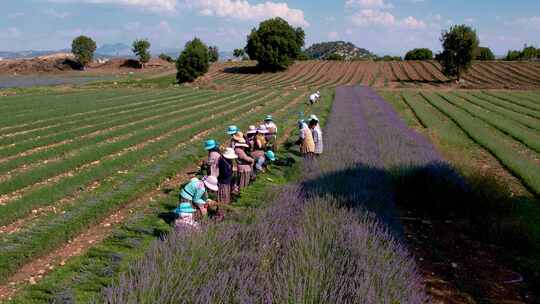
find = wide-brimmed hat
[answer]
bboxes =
[298,119,305,128]
[308,114,319,122]
[176,202,196,214]
[204,139,218,150]
[227,125,239,135]
[265,150,277,161]
[246,125,257,134]
[223,147,238,159]
[202,175,219,191]
[264,115,273,121]
[232,131,245,142]
[235,142,249,148]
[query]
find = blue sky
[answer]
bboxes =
[1,0,539,55]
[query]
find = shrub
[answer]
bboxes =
[326,53,345,61]
[158,53,174,63]
[233,48,245,58]
[475,46,495,61]
[437,24,479,81]
[506,50,521,61]
[208,46,219,62]
[246,17,305,71]
[71,35,96,69]
[176,38,209,83]
[404,48,433,60]
[132,39,151,68]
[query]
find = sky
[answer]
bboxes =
[1,0,540,56]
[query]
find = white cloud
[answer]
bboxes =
[44,9,72,19]
[346,0,393,9]
[464,17,475,23]
[48,0,177,13]
[327,31,339,39]
[351,9,425,29]
[184,0,309,27]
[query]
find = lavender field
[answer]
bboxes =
[104,87,482,303]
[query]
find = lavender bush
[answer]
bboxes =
[103,86,433,303]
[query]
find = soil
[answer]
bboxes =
[401,212,536,303]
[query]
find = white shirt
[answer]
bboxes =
[309,93,319,102]
[264,121,278,133]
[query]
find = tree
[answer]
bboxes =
[521,45,537,60]
[506,50,521,61]
[176,38,209,83]
[437,24,479,81]
[246,17,305,71]
[326,53,345,61]
[475,47,495,61]
[71,35,96,70]
[132,39,151,68]
[208,46,219,62]
[404,48,433,60]
[233,48,245,58]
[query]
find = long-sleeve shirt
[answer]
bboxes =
[311,126,323,154]
[235,147,254,172]
[264,122,278,134]
[180,178,207,205]
[206,151,221,177]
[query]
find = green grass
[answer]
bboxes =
[5,88,334,303]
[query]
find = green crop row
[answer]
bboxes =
[0,90,215,146]
[0,90,303,284]
[5,88,329,304]
[0,90,272,226]
[0,90,169,127]
[0,89,196,138]
[0,91,247,175]
[420,92,540,195]
[453,92,540,131]
[0,91,267,196]
[0,91,222,157]
[482,91,540,112]
[468,92,540,120]
[438,92,540,153]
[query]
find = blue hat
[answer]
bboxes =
[174,202,196,215]
[297,119,305,127]
[227,125,239,135]
[265,150,277,161]
[265,115,273,121]
[204,139,217,150]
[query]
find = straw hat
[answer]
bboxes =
[308,114,319,122]
[204,139,218,150]
[202,176,218,191]
[227,125,239,135]
[223,147,238,159]
[232,131,245,142]
[246,125,257,134]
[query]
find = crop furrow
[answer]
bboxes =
[468,92,540,120]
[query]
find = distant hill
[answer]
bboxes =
[96,43,131,57]
[305,41,374,60]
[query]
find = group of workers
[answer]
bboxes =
[173,112,324,230]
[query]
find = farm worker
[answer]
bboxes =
[245,125,257,150]
[308,115,323,156]
[231,131,246,149]
[217,147,237,204]
[203,139,221,177]
[296,120,315,158]
[309,92,319,105]
[234,141,254,191]
[227,125,240,148]
[179,176,218,218]
[263,115,278,149]
[173,202,199,231]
